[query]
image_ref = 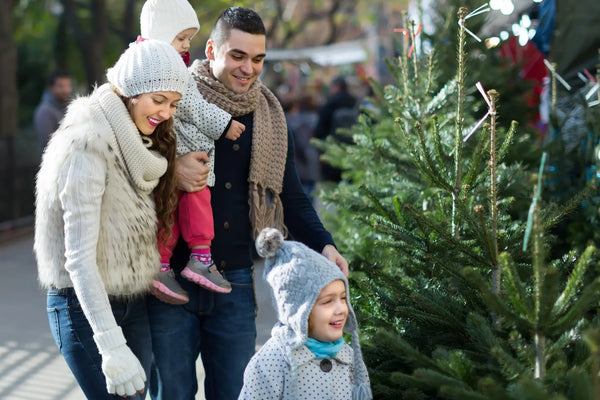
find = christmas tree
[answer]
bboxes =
[315,6,600,399]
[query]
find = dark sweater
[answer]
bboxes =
[172,112,335,272]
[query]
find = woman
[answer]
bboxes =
[34,40,189,399]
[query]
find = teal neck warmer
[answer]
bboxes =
[305,337,344,359]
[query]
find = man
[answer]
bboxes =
[33,70,72,153]
[148,7,348,400]
[314,75,357,181]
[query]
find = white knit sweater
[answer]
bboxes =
[35,84,166,313]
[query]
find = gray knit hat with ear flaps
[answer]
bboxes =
[256,228,372,400]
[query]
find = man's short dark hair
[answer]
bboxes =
[210,7,266,47]
[331,76,348,92]
[47,70,71,87]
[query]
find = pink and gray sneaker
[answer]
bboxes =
[181,256,232,293]
[150,269,189,305]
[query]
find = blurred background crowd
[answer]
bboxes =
[0,0,598,232]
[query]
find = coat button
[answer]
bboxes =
[233,144,240,151]
[220,260,226,268]
[225,182,232,189]
[320,359,332,372]
[224,221,230,229]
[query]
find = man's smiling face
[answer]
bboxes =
[206,29,266,94]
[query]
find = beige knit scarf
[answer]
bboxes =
[190,60,288,238]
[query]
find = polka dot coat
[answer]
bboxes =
[239,337,354,400]
[174,79,232,186]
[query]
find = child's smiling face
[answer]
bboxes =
[308,280,349,342]
[171,27,197,55]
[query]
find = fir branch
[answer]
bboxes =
[384,58,403,88]
[542,182,598,231]
[393,196,407,226]
[538,265,560,329]
[409,20,419,82]
[453,7,469,236]
[477,377,514,400]
[473,204,498,266]
[489,345,528,382]
[497,120,519,164]
[432,115,446,172]
[389,372,430,392]
[370,214,427,251]
[552,246,597,318]
[545,321,583,361]
[404,205,490,267]
[399,11,410,96]
[461,267,533,332]
[499,252,533,321]
[414,121,454,191]
[426,50,435,95]
[566,368,596,400]
[409,292,466,328]
[487,90,500,283]
[547,277,600,336]
[462,124,489,190]
[359,185,397,224]
[532,207,544,324]
[398,122,444,186]
[413,368,469,393]
[377,329,441,370]
[396,305,458,328]
[440,385,489,400]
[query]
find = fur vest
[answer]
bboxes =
[35,84,165,297]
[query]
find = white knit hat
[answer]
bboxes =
[256,228,372,400]
[106,40,189,97]
[140,0,200,43]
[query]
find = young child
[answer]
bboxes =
[139,0,245,304]
[239,228,372,400]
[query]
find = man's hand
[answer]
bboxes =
[175,152,210,192]
[322,244,349,277]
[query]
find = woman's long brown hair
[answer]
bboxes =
[119,90,178,245]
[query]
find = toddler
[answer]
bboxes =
[239,228,372,400]
[139,0,245,304]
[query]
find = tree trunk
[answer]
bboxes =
[0,0,18,140]
[0,0,19,224]
[61,0,109,89]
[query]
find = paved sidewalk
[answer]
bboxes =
[0,233,277,400]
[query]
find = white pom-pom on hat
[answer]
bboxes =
[255,227,284,258]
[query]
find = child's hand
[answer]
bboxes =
[225,120,245,141]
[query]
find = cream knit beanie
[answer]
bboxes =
[140,0,200,43]
[106,40,189,97]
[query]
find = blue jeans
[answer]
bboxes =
[47,288,153,400]
[148,268,256,400]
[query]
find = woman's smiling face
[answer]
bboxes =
[130,91,181,135]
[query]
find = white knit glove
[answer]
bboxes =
[93,326,146,397]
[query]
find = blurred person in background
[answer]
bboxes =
[314,76,357,182]
[285,92,321,203]
[33,70,72,153]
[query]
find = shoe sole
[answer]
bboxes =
[181,267,232,293]
[150,281,189,305]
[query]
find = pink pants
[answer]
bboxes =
[158,187,214,264]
